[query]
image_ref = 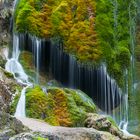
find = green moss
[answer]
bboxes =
[15,0,101,64]
[25,86,96,127]
[19,51,36,78]
[95,0,136,88]
[10,92,21,115]
[64,88,96,112]
[4,71,14,78]
[15,0,136,89]
[34,137,49,140]
[107,116,118,129]
[26,86,48,119]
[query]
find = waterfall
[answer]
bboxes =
[36,39,41,83]
[5,34,28,83]
[30,36,42,84]
[117,69,128,133]
[5,33,31,117]
[14,85,30,117]
[19,35,122,115]
[119,94,129,134]
[50,44,121,112]
[11,32,132,131]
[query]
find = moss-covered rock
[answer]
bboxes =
[19,51,36,78]
[0,112,28,140]
[10,93,21,115]
[24,86,96,127]
[0,67,23,113]
[0,55,6,68]
[85,113,123,138]
[4,70,14,78]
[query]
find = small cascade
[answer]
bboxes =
[69,56,76,88]
[13,0,18,8]
[5,34,28,83]
[30,36,42,84]
[35,38,41,84]
[5,34,31,117]
[119,70,129,133]
[14,84,31,117]
[118,72,128,133]
[119,94,129,134]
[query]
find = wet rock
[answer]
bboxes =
[9,128,121,140]
[0,67,23,112]
[0,55,6,68]
[85,113,140,140]
[10,132,60,140]
[0,112,28,140]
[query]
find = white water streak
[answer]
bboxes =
[5,34,31,117]
[14,85,31,117]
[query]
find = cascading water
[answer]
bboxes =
[14,85,30,117]
[49,41,132,133]
[50,44,121,111]
[119,94,129,134]
[5,34,28,83]
[19,34,122,116]
[5,33,32,117]
[30,36,42,84]
[118,69,129,133]
[9,31,133,133]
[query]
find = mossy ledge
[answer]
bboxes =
[11,85,96,127]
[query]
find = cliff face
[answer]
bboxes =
[0,0,12,46]
[14,0,136,88]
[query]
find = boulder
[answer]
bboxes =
[9,129,121,140]
[0,112,28,140]
[11,86,96,127]
[85,113,140,140]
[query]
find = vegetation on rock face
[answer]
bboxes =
[128,17,140,136]
[15,0,100,64]
[10,92,21,114]
[25,86,96,127]
[14,0,136,87]
[95,0,136,87]
[19,51,36,78]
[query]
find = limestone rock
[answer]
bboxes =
[9,128,121,140]
[85,113,140,140]
[0,0,13,46]
[0,67,23,112]
[0,112,28,140]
